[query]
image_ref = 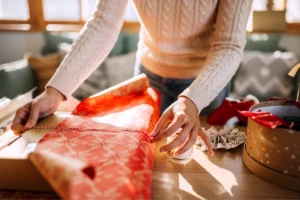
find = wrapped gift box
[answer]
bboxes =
[0,74,160,199]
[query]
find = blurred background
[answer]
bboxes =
[0,0,300,103]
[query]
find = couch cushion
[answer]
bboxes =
[105,51,136,87]
[245,34,286,52]
[42,32,128,57]
[72,62,109,100]
[123,31,139,53]
[42,32,76,55]
[0,59,37,99]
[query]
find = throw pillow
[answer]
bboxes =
[233,51,299,100]
[72,62,109,100]
[105,51,136,87]
[26,53,61,94]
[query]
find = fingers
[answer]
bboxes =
[198,128,214,156]
[12,103,31,124]
[150,109,172,137]
[11,103,31,134]
[175,126,198,155]
[25,103,41,129]
[153,112,187,142]
[160,124,193,152]
[11,125,26,136]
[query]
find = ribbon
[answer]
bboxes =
[238,110,292,129]
[31,126,154,142]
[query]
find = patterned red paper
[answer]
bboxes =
[29,75,160,199]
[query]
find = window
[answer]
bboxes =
[0,0,140,32]
[43,0,81,21]
[82,0,98,20]
[80,0,139,21]
[0,0,298,33]
[246,0,300,33]
[286,0,300,22]
[0,0,29,20]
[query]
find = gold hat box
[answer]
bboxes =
[243,100,300,192]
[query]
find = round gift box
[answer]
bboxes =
[243,100,300,191]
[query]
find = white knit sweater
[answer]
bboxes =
[47,0,252,113]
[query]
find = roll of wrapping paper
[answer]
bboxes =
[73,73,151,115]
[28,74,161,199]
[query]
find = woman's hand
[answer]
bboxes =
[151,97,214,156]
[11,87,64,135]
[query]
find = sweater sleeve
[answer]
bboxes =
[180,0,252,113]
[46,0,129,98]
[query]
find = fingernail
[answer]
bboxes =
[25,122,32,129]
[175,151,181,156]
[150,131,156,137]
[160,147,166,152]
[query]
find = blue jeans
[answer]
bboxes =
[135,65,230,115]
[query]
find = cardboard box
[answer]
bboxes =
[0,75,147,192]
[0,112,70,192]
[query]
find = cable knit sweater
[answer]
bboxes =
[47,0,252,113]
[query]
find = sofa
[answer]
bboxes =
[0,31,139,100]
[1,32,299,102]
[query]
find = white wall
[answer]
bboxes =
[0,32,44,64]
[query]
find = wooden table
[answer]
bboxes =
[151,119,300,199]
[2,107,300,199]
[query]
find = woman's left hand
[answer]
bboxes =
[151,97,214,156]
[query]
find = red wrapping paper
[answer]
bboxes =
[29,75,160,199]
[238,111,291,129]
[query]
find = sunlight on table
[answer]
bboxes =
[193,150,238,196]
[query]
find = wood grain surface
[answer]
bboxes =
[2,111,300,199]
[151,118,300,199]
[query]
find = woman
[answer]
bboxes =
[12,0,252,157]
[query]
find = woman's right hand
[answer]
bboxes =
[11,87,64,135]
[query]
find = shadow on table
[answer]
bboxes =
[152,151,240,199]
[0,190,59,199]
[152,146,300,199]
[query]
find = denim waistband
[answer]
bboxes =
[136,64,195,85]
